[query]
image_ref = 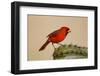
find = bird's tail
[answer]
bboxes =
[39,40,50,51]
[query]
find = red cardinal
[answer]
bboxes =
[39,26,71,51]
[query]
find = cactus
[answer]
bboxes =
[53,44,88,60]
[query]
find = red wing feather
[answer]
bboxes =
[47,30,59,37]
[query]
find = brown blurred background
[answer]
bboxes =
[27,15,88,61]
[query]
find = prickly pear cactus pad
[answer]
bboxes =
[53,44,88,60]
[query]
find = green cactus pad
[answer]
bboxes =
[53,44,88,60]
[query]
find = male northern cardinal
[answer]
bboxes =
[39,26,71,51]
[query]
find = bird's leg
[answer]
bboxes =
[52,43,57,59]
[52,43,56,50]
[58,43,64,46]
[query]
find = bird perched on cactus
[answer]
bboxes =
[39,26,71,51]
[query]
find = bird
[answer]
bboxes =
[39,26,71,51]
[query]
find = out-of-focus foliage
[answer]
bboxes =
[53,44,88,60]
